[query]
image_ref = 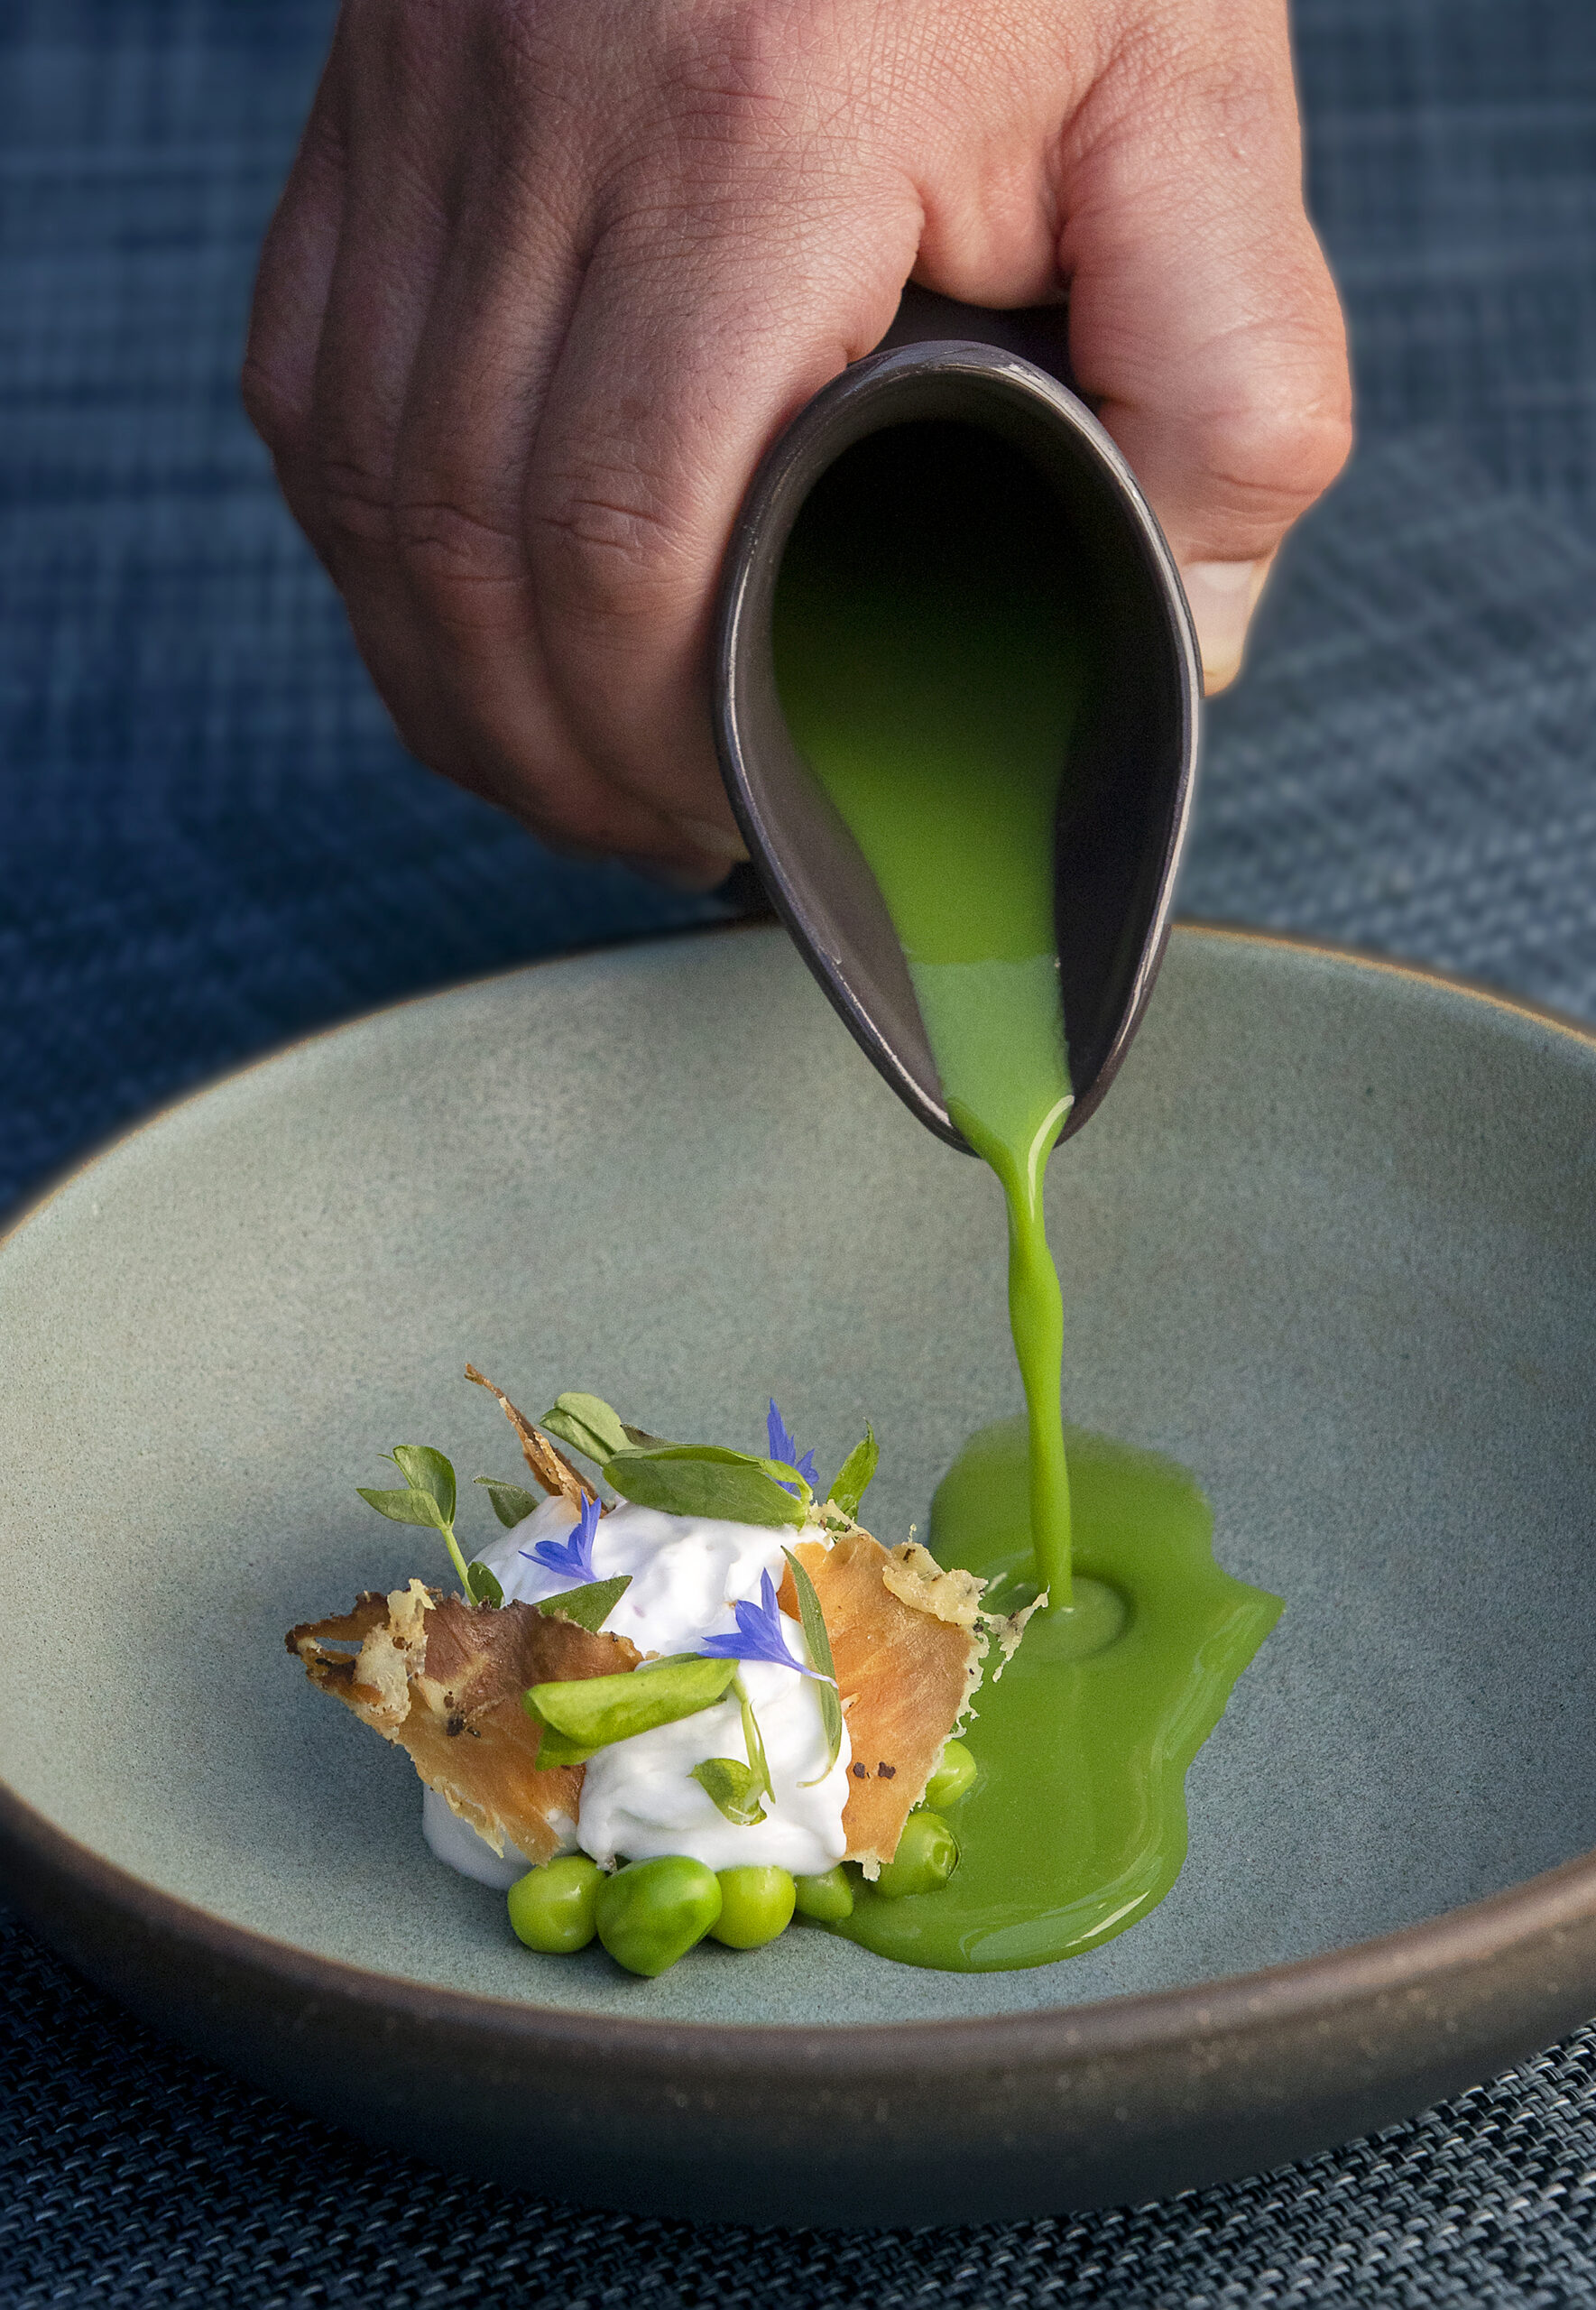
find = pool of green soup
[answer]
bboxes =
[772,423,1281,1972]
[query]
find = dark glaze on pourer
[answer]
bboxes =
[713,307,1203,1150]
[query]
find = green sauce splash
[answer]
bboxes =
[842,1418,1280,1971]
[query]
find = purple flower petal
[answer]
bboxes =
[521,1490,601,1584]
[698,1567,828,1679]
[767,1399,818,1492]
[766,1399,798,1468]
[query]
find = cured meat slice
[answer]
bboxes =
[781,1532,986,1877]
[287,1582,640,1864]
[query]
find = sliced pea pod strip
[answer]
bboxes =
[525,1652,738,1768]
[782,1546,844,1779]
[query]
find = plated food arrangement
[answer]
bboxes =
[290,1348,1278,1978]
[290,1371,1023,1976]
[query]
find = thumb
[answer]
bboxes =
[1059,8,1352,688]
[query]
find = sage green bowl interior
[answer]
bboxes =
[5,923,1596,2225]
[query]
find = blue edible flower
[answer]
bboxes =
[766,1398,818,1491]
[699,1568,829,1680]
[522,1490,601,1584]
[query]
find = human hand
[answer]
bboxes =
[244,0,1351,884]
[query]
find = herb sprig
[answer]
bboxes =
[357,1446,503,1604]
[475,1475,543,1529]
[535,1575,632,1634]
[783,1547,844,1779]
[692,1671,775,1825]
[827,1426,878,1520]
[540,1389,877,1529]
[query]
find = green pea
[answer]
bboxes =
[792,1865,855,1922]
[506,1854,605,1954]
[709,1865,796,1949]
[873,1811,959,1899]
[595,1854,723,1977]
[922,1739,977,1811]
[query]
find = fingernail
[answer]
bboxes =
[1180,559,1269,693]
[669,812,750,864]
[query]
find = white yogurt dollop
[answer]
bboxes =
[423,1493,851,1882]
[422,1785,535,1889]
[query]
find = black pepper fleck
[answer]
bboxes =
[852,1761,869,1779]
[877,1762,896,1779]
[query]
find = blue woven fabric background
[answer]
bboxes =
[3,1,1596,2301]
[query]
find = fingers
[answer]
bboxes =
[246,9,469,785]
[394,226,730,865]
[523,184,918,847]
[902,5,1104,310]
[383,86,725,866]
[297,10,481,781]
[244,5,733,876]
[1058,0,1352,688]
[242,41,347,485]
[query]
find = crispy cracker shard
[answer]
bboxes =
[464,1363,595,1508]
[286,1582,640,1864]
[780,1529,990,1879]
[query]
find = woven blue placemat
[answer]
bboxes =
[4,1,1596,2300]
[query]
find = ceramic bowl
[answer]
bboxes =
[5,924,1596,2227]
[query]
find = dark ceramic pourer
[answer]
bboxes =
[713,293,1202,1150]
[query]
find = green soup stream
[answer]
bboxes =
[773,420,1281,1970]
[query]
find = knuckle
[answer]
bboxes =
[1199,383,1352,528]
[1116,5,1293,134]
[1177,263,1353,532]
[392,493,523,618]
[533,472,687,625]
[668,4,804,125]
[316,452,396,557]
[1173,51,1286,157]
[1089,14,1301,199]
[649,1,864,177]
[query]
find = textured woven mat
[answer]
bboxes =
[8,1903,1596,2310]
[4,0,1596,2301]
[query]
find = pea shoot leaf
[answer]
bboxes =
[731,1668,774,1801]
[473,1475,542,1529]
[357,1445,474,1596]
[620,1442,770,1469]
[604,1447,806,1529]
[356,1483,446,1529]
[390,1445,456,1524]
[466,1560,504,1608]
[534,1574,632,1634]
[827,1427,878,1519]
[540,1392,631,1465]
[783,1547,844,1779]
[691,1757,770,1826]
[532,1726,599,1771]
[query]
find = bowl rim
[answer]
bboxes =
[5,919,1596,2085]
